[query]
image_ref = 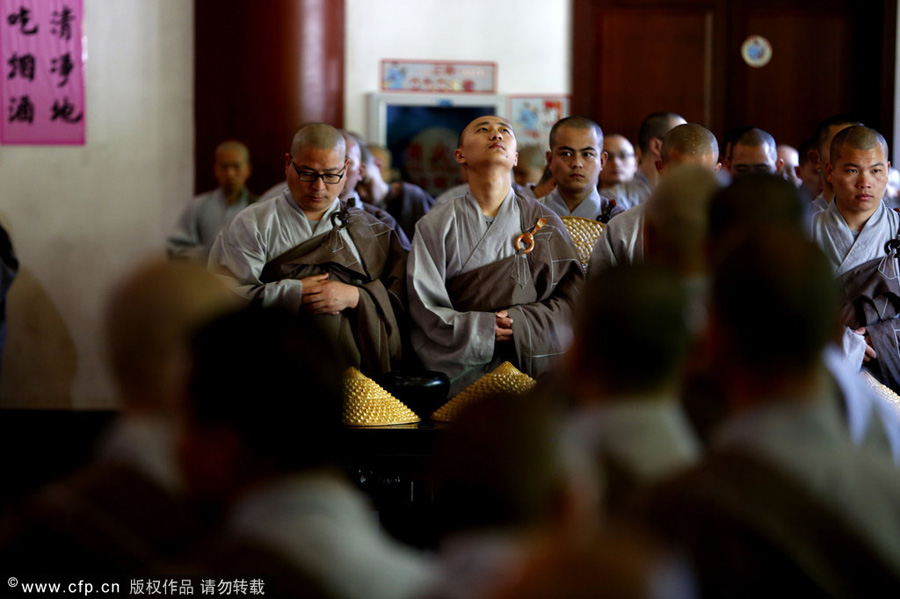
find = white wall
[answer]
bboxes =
[0,1,194,409]
[344,0,572,136]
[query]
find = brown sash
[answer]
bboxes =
[838,227,900,392]
[259,208,406,376]
[445,196,583,378]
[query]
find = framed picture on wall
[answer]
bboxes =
[381,59,497,94]
[507,95,571,148]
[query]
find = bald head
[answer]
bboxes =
[727,128,779,176]
[658,124,719,172]
[549,116,603,149]
[830,125,889,166]
[290,123,346,160]
[215,140,249,163]
[514,144,547,186]
[638,112,686,154]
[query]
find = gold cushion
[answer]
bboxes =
[431,362,537,422]
[561,216,605,272]
[342,367,420,426]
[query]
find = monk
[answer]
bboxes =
[809,125,900,390]
[808,114,864,214]
[724,127,782,177]
[589,123,719,274]
[407,115,584,395]
[598,133,644,210]
[167,140,257,262]
[539,116,622,223]
[208,123,408,377]
[631,111,687,202]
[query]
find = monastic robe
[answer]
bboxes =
[539,188,623,223]
[599,179,647,211]
[167,187,257,262]
[379,181,434,242]
[209,191,407,376]
[811,201,900,387]
[638,398,900,597]
[261,183,411,249]
[407,190,584,395]
[587,202,646,276]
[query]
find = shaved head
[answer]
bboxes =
[815,114,863,154]
[457,115,513,148]
[215,139,250,163]
[549,116,603,149]
[638,112,685,153]
[830,125,889,165]
[729,128,777,162]
[660,124,719,165]
[290,122,346,160]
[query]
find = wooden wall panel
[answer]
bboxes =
[594,8,714,141]
[194,0,345,195]
[573,0,896,153]
[727,9,853,146]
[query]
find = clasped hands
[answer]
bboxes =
[300,273,359,315]
[495,310,513,343]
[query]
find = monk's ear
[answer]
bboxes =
[599,150,608,170]
[284,153,293,177]
[454,147,466,165]
[358,159,368,181]
[825,162,834,184]
[649,137,664,158]
[655,159,663,174]
[809,148,822,170]
[775,158,784,173]
[512,151,518,167]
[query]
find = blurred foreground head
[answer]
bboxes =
[571,263,691,399]
[711,228,839,389]
[105,257,241,412]
[179,306,343,499]
[707,173,804,269]
[644,163,721,276]
[433,392,569,538]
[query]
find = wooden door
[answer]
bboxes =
[573,0,896,151]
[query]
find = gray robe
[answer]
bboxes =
[208,191,408,375]
[167,188,256,262]
[539,188,622,222]
[599,179,648,211]
[587,202,646,276]
[809,200,900,276]
[638,398,900,597]
[209,191,363,310]
[408,190,583,395]
[811,201,900,386]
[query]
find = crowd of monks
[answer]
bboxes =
[3,111,900,597]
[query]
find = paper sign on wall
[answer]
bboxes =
[0,0,85,145]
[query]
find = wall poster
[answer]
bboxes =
[1,0,85,145]
[508,95,571,148]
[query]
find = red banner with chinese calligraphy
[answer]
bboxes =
[0,0,84,145]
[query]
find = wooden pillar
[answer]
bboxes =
[194,0,344,195]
